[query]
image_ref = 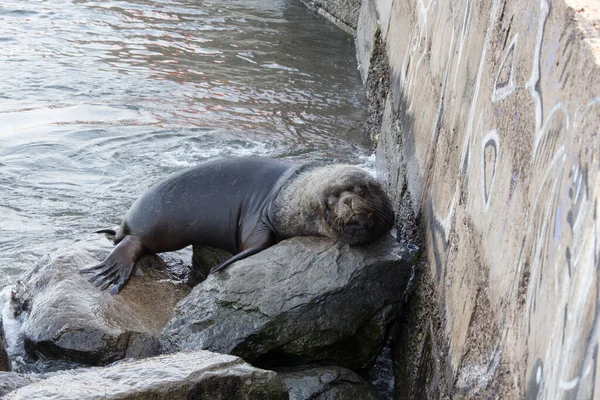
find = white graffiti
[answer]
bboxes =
[492,33,518,103]
[481,129,500,211]
[377,0,600,397]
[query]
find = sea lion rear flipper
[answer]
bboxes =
[80,235,145,295]
[210,229,275,273]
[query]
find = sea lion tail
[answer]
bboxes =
[94,229,117,236]
[94,228,126,244]
[94,226,126,244]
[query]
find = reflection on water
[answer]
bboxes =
[0,0,368,285]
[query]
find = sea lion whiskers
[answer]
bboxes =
[368,203,395,224]
[330,213,347,228]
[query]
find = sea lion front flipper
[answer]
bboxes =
[80,235,146,295]
[210,229,276,273]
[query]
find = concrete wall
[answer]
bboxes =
[299,0,362,33]
[353,0,600,398]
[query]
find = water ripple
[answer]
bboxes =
[0,0,368,287]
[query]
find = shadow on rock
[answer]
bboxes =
[280,365,382,400]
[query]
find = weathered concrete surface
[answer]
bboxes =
[355,0,600,398]
[299,0,361,33]
[3,350,288,400]
[9,237,190,369]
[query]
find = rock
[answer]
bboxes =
[162,235,415,370]
[0,319,10,371]
[8,237,190,369]
[0,372,41,397]
[280,366,382,400]
[190,244,232,285]
[3,350,289,399]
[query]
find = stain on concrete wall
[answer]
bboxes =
[357,0,600,397]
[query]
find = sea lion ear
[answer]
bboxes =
[326,194,337,208]
[315,192,331,213]
[316,199,326,213]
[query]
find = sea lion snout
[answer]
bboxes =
[336,192,371,222]
[321,181,394,246]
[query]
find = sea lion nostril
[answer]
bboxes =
[342,197,353,208]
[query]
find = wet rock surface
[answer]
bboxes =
[4,350,288,400]
[1,234,413,397]
[280,365,382,400]
[0,372,42,397]
[0,322,10,372]
[8,237,190,370]
[162,235,415,371]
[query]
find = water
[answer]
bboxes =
[0,0,369,286]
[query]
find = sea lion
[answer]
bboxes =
[81,157,394,294]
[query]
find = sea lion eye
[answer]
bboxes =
[327,194,337,207]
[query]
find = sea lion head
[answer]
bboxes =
[314,165,395,245]
[272,163,395,244]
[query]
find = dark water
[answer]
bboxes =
[0,0,369,286]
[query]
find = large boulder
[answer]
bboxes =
[8,237,190,369]
[162,236,415,370]
[280,366,382,400]
[3,350,288,399]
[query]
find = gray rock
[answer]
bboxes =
[4,350,289,399]
[162,235,414,370]
[190,244,232,285]
[280,366,382,400]
[0,372,42,397]
[9,237,191,369]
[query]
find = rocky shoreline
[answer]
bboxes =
[0,233,416,399]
